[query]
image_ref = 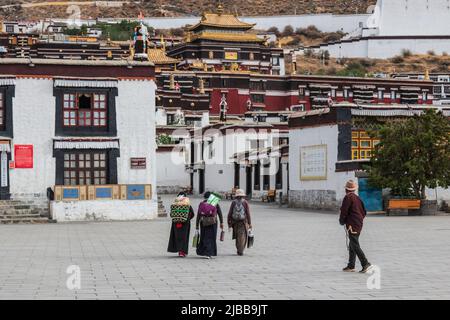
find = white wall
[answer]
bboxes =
[51,199,157,221]
[156,150,190,192]
[289,124,356,206]
[69,13,371,33]
[115,80,157,201]
[306,38,450,59]
[377,0,450,36]
[10,78,56,199]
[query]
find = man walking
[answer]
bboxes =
[339,180,372,273]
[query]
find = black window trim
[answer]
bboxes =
[0,85,15,138]
[54,87,118,137]
[53,148,120,186]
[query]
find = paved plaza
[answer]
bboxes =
[0,196,449,300]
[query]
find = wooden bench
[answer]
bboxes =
[262,189,276,203]
[225,188,237,200]
[387,199,421,216]
[388,199,421,210]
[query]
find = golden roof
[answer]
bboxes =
[190,31,264,43]
[188,4,255,31]
[147,48,179,65]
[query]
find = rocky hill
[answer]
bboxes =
[0,0,376,20]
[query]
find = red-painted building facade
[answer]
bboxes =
[156,71,434,116]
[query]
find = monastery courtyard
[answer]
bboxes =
[0,195,449,300]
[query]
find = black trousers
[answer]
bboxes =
[348,232,369,269]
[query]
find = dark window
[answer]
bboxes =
[263,162,270,190]
[250,81,266,91]
[63,151,108,185]
[254,162,260,190]
[251,94,265,104]
[167,114,175,125]
[63,93,107,127]
[275,158,282,189]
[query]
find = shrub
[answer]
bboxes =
[295,25,322,39]
[401,49,412,58]
[323,31,345,43]
[391,55,404,64]
[287,37,301,46]
[303,49,316,58]
[427,50,435,56]
[336,62,367,77]
[282,25,295,37]
[267,26,281,37]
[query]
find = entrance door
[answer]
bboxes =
[245,166,252,198]
[358,178,383,212]
[198,169,205,195]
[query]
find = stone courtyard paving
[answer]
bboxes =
[0,195,450,300]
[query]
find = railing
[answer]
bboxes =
[54,184,152,201]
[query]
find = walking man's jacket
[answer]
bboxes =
[339,192,367,233]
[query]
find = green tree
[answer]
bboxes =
[156,134,173,145]
[368,109,450,199]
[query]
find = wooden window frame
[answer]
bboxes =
[63,93,107,128]
[55,87,117,137]
[62,150,109,186]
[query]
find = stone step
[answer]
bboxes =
[0,214,45,219]
[0,217,50,224]
[0,211,48,216]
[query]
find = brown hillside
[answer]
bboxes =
[0,0,376,20]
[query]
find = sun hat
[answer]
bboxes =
[345,180,358,191]
[235,189,246,197]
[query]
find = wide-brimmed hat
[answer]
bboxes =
[235,189,246,197]
[345,180,358,191]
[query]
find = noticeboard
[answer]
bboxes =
[14,145,33,169]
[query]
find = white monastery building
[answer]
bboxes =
[293,0,450,59]
[0,58,158,222]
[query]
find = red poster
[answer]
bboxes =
[14,145,33,169]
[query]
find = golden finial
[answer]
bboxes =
[169,74,175,90]
[161,34,166,51]
[424,68,430,81]
[129,41,135,60]
[199,77,205,94]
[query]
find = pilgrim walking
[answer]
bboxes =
[168,192,195,257]
[339,180,372,273]
[227,189,252,256]
[196,191,224,259]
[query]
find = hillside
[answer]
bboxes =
[288,52,450,76]
[0,0,376,20]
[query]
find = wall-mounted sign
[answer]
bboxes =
[224,52,238,60]
[130,157,146,169]
[300,145,327,181]
[14,145,33,169]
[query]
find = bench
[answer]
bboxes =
[225,188,237,200]
[387,199,421,216]
[388,199,421,210]
[262,189,276,203]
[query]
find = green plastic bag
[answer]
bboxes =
[207,192,222,206]
[192,231,199,248]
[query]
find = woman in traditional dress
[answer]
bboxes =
[196,191,224,259]
[227,189,252,256]
[167,192,195,257]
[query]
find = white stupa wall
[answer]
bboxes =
[377,0,450,36]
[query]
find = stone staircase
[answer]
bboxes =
[157,196,167,218]
[0,200,53,224]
